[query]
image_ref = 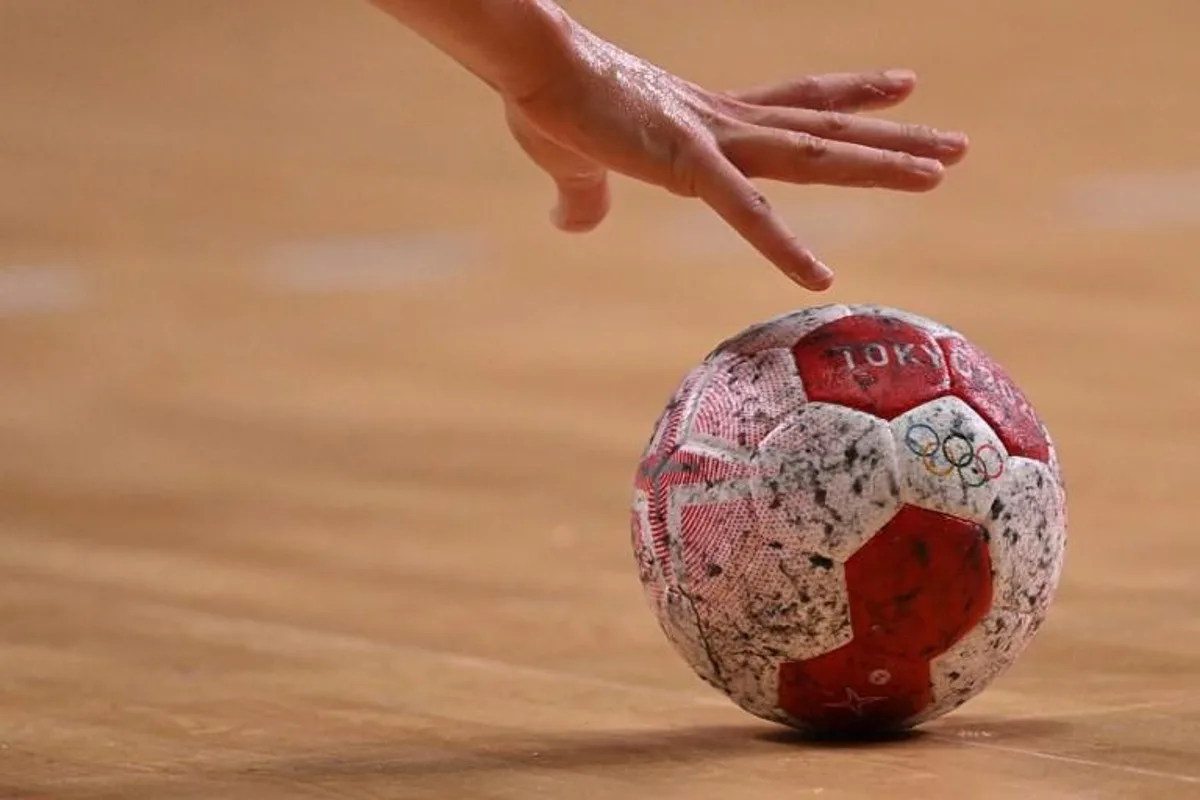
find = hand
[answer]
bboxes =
[503,25,968,290]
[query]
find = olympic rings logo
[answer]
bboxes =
[903,423,1005,488]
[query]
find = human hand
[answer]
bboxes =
[503,24,968,290]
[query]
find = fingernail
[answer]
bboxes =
[883,68,916,85]
[551,202,603,233]
[809,262,835,289]
[937,131,969,151]
[917,158,945,176]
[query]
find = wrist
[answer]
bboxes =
[488,0,578,101]
[372,0,581,100]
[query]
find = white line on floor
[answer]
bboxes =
[0,265,84,315]
[139,603,730,708]
[937,735,1199,785]
[1064,169,1200,229]
[261,233,479,292]
[141,605,1199,784]
[5,538,1192,786]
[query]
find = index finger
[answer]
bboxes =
[690,149,835,291]
[729,69,917,112]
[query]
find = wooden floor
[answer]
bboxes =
[1,2,1198,798]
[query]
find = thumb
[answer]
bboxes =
[505,102,612,233]
[550,171,611,233]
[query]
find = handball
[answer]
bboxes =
[631,304,1067,735]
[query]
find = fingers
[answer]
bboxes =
[729,69,917,113]
[746,107,969,165]
[551,171,611,232]
[721,128,946,192]
[690,149,834,291]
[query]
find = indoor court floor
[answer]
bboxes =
[1,1,1198,798]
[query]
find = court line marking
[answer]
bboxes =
[136,603,730,708]
[260,233,478,292]
[935,736,1200,785]
[1064,169,1200,229]
[141,605,1200,785]
[5,549,1193,785]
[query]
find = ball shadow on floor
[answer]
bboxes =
[757,726,929,749]
[201,719,941,790]
[757,713,1077,751]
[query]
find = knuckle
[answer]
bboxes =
[902,123,938,149]
[871,149,911,178]
[743,189,773,218]
[892,150,922,171]
[792,75,822,98]
[790,131,829,159]
[821,112,852,136]
[795,76,835,110]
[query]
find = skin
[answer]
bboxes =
[370,0,969,290]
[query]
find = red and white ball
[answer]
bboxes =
[631,304,1067,735]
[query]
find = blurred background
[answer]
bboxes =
[1,0,1198,793]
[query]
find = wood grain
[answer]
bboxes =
[1,2,1197,798]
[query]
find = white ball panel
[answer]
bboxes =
[731,552,854,660]
[751,403,902,561]
[890,395,1008,524]
[630,489,666,609]
[693,562,853,719]
[658,586,724,691]
[907,606,1036,726]
[1044,424,1067,494]
[678,493,856,699]
[986,456,1068,619]
[720,655,800,724]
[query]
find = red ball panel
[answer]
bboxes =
[940,336,1050,463]
[791,315,950,420]
[844,504,993,659]
[776,504,993,732]
[778,649,931,734]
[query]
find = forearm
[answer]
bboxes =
[370,0,578,98]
